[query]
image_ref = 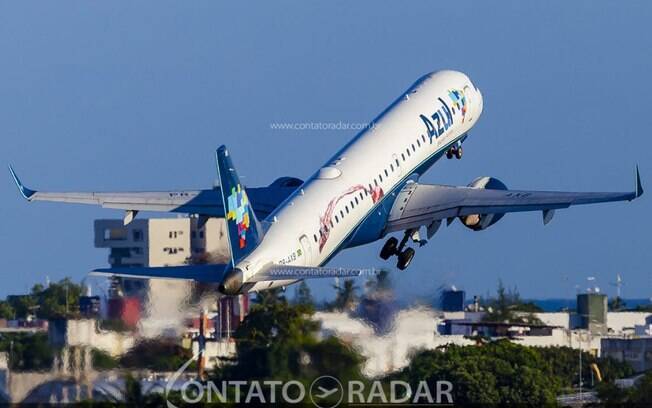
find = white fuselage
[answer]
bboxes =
[240,70,483,292]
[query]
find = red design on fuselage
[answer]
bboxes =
[318,184,384,252]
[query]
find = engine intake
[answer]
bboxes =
[460,176,507,231]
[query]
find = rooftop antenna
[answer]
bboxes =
[610,274,624,298]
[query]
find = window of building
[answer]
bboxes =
[104,228,127,241]
[199,231,205,238]
[133,230,143,242]
[191,231,197,239]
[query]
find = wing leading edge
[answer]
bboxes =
[385,167,643,233]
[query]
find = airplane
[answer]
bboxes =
[10,70,644,295]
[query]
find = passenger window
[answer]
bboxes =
[384,169,389,177]
[395,159,399,167]
[346,206,349,214]
[417,139,421,147]
[359,192,364,200]
[335,215,339,223]
[379,174,383,182]
[330,220,334,228]
[390,164,394,172]
[374,179,378,186]
[401,153,405,161]
[411,144,415,152]
[421,135,426,143]
[355,197,359,204]
[340,210,344,218]
[313,234,318,243]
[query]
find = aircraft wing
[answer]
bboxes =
[9,165,297,219]
[384,167,643,233]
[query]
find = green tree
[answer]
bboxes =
[482,280,543,324]
[254,287,286,309]
[0,301,14,319]
[293,281,314,309]
[332,279,358,312]
[390,341,559,405]
[217,296,365,400]
[0,333,54,371]
[120,339,193,371]
[609,296,627,311]
[33,278,82,319]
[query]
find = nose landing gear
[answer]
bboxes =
[446,142,463,160]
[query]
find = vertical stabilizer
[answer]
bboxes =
[215,146,264,266]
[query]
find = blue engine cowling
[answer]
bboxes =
[460,176,507,231]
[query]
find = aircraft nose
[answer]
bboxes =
[219,267,244,295]
[474,86,483,118]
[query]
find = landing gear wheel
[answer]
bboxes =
[455,146,463,159]
[380,237,398,260]
[397,247,415,270]
[446,150,454,159]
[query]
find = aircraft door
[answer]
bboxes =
[299,234,313,266]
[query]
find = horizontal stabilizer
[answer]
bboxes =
[90,264,227,283]
[249,265,370,282]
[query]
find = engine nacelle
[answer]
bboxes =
[460,176,507,231]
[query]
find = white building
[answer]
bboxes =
[94,217,231,337]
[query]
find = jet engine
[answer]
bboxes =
[459,176,507,231]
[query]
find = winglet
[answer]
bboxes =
[8,165,36,200]
[635,165,644,199]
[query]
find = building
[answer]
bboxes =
[94,216,249,336]
[440,289,465,312]
[601,337,652,373]
[577,293,608,335]
[94,217,229,272]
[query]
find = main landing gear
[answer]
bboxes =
[446,142,463,160]
[379,230,418,270]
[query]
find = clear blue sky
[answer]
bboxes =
[1,1,650,301]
